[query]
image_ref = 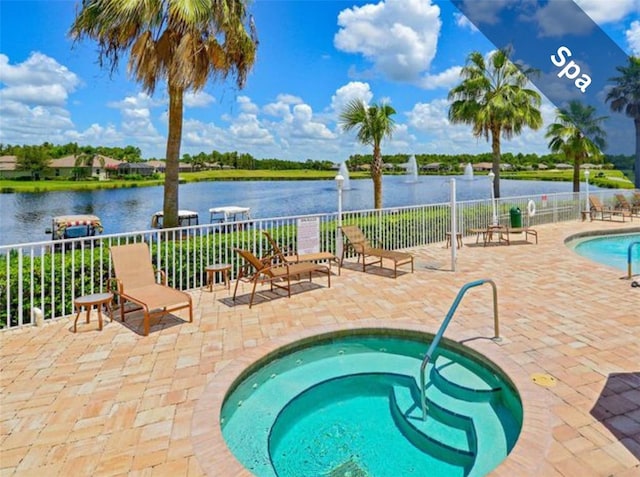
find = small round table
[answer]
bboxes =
[73,292,113,332]
[205,264,232,291]
[445,232,463,249]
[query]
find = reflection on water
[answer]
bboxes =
[1,176,594,246]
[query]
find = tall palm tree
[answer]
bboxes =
[606,56,640,188]
[70,0,257,228]
[339,99,396,209]
[545,101,607,192]
[448,49,542,198]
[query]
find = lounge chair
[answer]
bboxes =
[340,225,414,278]
[262,231,340,274]
[589,196,631,222]
[233,248,331,308]
[109,242,193,335]
[614,193,640,216]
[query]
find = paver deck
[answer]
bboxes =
[1,220,639,476]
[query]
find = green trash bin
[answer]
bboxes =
[509,207,522,228]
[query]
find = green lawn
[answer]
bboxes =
[0,168,633,193]
[500,169,634,189]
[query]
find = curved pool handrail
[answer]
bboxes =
[420,279,500,421]
[628,241,640,279]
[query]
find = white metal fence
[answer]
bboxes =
[0,189,632,329]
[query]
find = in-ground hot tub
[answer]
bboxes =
[220,329,523,477]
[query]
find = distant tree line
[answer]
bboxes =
[0,142,143,162]
[1,141,632,180]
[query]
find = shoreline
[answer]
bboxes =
[0,168,634,193]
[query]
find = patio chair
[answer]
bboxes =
[615,193,640,216]
[109,242,193,336]
[340,225,414,278]
[589,196,630,222]
[233,248,331,308]
[262,231,340,274]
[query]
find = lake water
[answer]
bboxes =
[0,175,594,246]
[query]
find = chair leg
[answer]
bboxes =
[143,310,150,336]
[249,278,259,308]
[233,270,243,301]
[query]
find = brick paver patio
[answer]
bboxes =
[1,220,639,476]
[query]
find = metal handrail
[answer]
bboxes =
[420,279,500,421]
[628,242,640,280]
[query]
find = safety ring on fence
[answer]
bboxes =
[527,199,536,217]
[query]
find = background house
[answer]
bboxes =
[49,154,123,179]
[0,156,28,179]
[117,162,155,177]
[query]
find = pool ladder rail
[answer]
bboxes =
[420,279,500,421]
[628,241,640,284]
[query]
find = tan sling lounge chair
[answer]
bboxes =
[340,225,414,278]
[589,196,631,222]
[233,248,331,308]
[614,193,640,216]
[262,231,340,274]
[109,242,193,335]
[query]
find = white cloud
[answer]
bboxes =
[334,0,442,82]
[237,95,260,114]
[526,0,640,38]
[0,102,75,143]
[528,0,595,38]
[107,92,163,144]
[65,123,123,147]
[0,52,79,93]
[406,99,452,132]
[403,95,557,156]
[0,52,81,144]
[627,20,640,55]
[418,66,463,90]
[453,12,478,32]
[108,92,158,110]
[404,98,484,151]
[184,91,215,108]
[0,84,74,107]
[330,81,374,115]
[457,0,516,26]
[574,0,639,24]
[290,104,336,139]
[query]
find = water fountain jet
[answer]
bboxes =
[405,155,419,183]
[338,162,351,190]
[464,163,474,181]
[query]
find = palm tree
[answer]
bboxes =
[545,101,607,192]
[339,99,396,209]
[73,152,96,179]
[606,56,640,188]
[70,0,257,228]
[448,49,542,198]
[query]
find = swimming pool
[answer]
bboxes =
[569,231,640,272]
[221,329,522,477]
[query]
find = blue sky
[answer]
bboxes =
[0,0,638,161]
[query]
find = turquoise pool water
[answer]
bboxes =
[571,232,640,271]
[221,331,522,477]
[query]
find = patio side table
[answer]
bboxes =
[205,264,232,291]
[73,292,113,332]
